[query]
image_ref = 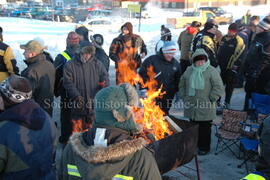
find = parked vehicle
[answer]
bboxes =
[199,7,233,25]
[167,10,232,29]
[86,9,112,20]
[198,7,232,17]
[77,18,120,33]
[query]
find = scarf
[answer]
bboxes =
[189,60,210,96]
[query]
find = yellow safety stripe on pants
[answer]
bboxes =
[61,52,71,61]
[67,164,81,177]
[112,174,134,180]
[241,173,265,180]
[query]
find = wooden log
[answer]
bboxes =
[164,116,183,133]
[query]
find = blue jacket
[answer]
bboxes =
[0,99,57,180]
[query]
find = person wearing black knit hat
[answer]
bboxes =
[90,34,110,71]
[0,75,57,180]
[243,16,270,113]
[155,25,172,54]
[191,19,222,68]
[217,23,245,108]
[75,26,91,48]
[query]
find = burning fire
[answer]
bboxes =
[72,119,90,133]
[117,58,173,140]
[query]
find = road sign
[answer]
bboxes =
[128,4,141,13]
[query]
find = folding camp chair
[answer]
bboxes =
[238,138,259,173]
[214,109,247,158]
[250,93,270,120]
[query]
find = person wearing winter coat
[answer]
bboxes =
[109,22,147,84]
[91,34,110,71]
[59,83,162,180]
[20,40,55,116]
[63,45,109,133]
[256,115,270,179]
[178,21,201,73]
[192,20,223,67]
[155,25,172,54]
[242,10,252,25]
[236,16,260,51]
[0,75,57,180]
[243,16,270,111]
[217,23,245,108]
[54,31,81,144]
[179,48,224,155]
[0,27,19,82]
[139,41,181,115]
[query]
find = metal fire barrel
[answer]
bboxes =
[147,116,199,174]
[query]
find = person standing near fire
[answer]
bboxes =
[217,23,245,108]
[178,21,202,73]
[63,45,109,134]
[155,25,172,54]
[109,22,147,84]
[54,31,81,144]
[192,20,223,68]
[179,48,224,155]
[59,83,162,180]
[139,41,181,115]
[20,40,55,116]
[0,75,57,179]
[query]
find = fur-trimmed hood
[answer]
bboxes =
[69,132,146,164]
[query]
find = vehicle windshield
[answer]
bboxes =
[215,8,226,14]
[88,10,111,17]
[183,12,200,17]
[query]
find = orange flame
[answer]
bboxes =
[72,119,90,133]
[116,51,172,140]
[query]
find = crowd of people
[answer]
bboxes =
[0,12,269,179]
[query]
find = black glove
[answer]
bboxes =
[73,96,85,115]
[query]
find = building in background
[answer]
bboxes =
[102,0,270,9]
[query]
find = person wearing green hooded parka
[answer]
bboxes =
[178,48,224,156]
[59,83,162,180]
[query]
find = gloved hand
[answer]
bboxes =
[74,96,85,113]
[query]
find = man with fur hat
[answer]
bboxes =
[54,31,80,144]
[179,48,224,155]
[0,75,57,180]
[192,19,222,67]
[139,41,181,115]
[109,22,147,84]
[0,26,19,82]
[178,21,202,73]
[155,25,172,54]
[91,34,110,71]
[217,23,245,108]
[59,83,162,180]
[243,16,270,111]
[20,39,55,116]
[63,45,109,136]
